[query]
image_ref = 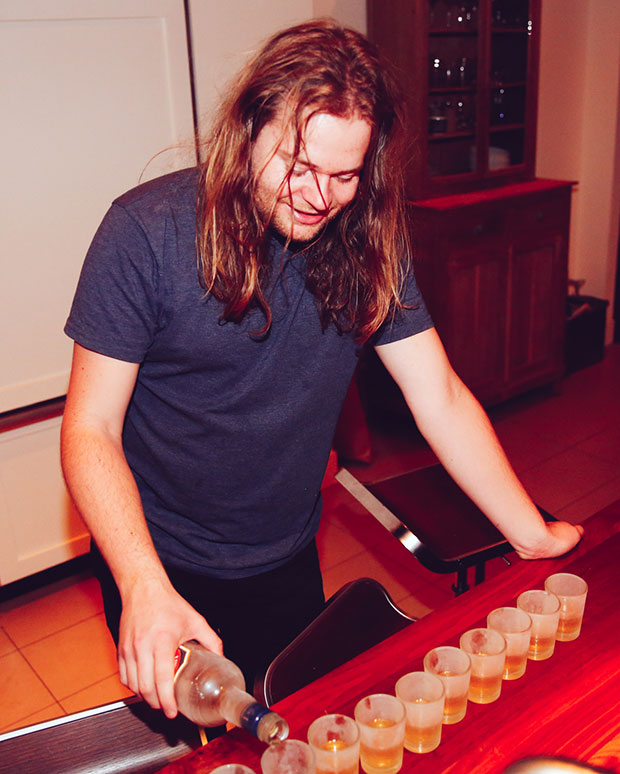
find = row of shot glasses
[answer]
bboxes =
[212,572,588,774]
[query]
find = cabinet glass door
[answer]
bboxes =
[488,0,532,171]
[367,0,539,197]
[427,0,479,179]
[425,0,534,186]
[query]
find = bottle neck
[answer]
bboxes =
[220,686,289,744]
[239,701,272,736]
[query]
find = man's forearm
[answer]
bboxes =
[412,378,557,557]
[377,328,583,559]
[60,421,169,596]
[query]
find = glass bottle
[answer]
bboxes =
[174,640,289,744]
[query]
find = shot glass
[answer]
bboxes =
[354,694,405,774]
[212,766,257,774]
[423,645,471,724]
[395,671,445,753]
[517,589,561,660]
[459,628,506,703]
[487,607,532,680]
[261,740,316,774]
[544,573,588,641]
[308,714,360,774]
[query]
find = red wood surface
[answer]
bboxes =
[157,502,620,774]
[411,178,575,211]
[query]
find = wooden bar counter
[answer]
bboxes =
[157,501,620,774]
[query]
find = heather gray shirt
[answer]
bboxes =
[65,167,433,578]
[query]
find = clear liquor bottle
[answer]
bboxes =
[174,640,289,744]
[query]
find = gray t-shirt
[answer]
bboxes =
[65,167,433,578]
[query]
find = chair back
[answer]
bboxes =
[254,577,415,706]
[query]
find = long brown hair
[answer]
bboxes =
[196,19,411,342]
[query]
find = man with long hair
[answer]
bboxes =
[61,20,582,720]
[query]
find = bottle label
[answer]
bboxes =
[173,642,191,683]
[240,702,271,736]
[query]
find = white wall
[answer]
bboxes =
[188,0,314,136]
[188,0,366,141]
[313,0,366,32]
[0,0,197,414]
[537,0,620,341]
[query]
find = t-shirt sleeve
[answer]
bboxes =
[371,265,434,346]
[64,203,160,363]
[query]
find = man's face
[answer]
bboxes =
[250,109,372,242]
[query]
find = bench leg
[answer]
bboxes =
[452,567,469,596]
[474,562,486,585]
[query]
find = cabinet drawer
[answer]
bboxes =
[506,195,569,237]
[444,208,504,242]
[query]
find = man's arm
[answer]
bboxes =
[375,328,583,559]
[61,343,222,717]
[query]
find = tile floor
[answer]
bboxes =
[1,344,619,735]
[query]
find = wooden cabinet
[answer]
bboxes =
[367,0,540,200]
[409,179,572,405]
[0,410,90,585]
[361,2,572,411]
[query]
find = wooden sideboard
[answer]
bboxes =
[409,179,572,406]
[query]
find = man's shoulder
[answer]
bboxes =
[113,166,200,215]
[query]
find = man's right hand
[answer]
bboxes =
[117,577,223,719]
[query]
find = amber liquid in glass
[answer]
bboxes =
[503,652,527,679]
[440,678,468,724]
[404,721,441,754]
[443,693,467,722]
[528,633,556,660]
[317,739,359,774]
[359,718,402,774]
[468,672,503,703]
[556,616,581,641]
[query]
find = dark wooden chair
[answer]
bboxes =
[253,577,415,707]
[336,464,555,595]
[0,697,201,774]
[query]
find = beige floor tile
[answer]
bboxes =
[0,575,103,648]
[316,516,369,573]
[1,702,66,735]
[394,593,433,621]
[554,475,620,525]
[323,486,433,575]
[577,428,620,465]
[321,550,426,608]
[0,626,16,657]
[0,650,57,732]
[60,673,135,715]
[493,415,570,474]
[21,613,119,701]
[518,446,619,514]
[410,578,455,611]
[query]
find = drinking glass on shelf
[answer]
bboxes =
[487,607,532,679]
[423,646,471,724]
[517,590,561,660]
[455,98,475,132]
[429,55,444,88]
[354,694,405,774]
[459,628,506,703]
[429,0,456,29]
[395,671,445,753]
[261,740,316,774]
[544,573,588,641]
[308,714,360,774]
